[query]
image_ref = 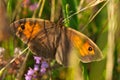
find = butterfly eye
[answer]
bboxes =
[88,46,93,51]
[20,24,25,30]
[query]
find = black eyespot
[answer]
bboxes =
[88,46,93,51]
[21,24,25,30]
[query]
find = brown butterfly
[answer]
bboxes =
[10,18,103,66]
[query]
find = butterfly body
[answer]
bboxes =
[10,18,103,66]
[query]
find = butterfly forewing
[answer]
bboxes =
[10,18,62,59]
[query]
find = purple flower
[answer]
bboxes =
[27,68,34,75]
[41,61,49,68]
[34,56,41,64]
[34,64,39,71]
[25,56,49,79]
[40,68,46,74]
[29,3,38,11]
[25,74,32,80]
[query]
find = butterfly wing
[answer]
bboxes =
[10,18,60,59]
[55,27,103,65]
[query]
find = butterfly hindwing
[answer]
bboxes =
[55,27,103,65]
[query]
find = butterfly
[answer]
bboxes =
[10,18,103,66]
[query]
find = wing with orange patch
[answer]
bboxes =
[55,27,103,65]
[69,28,103,63]
[16,21,42,43]
[10,18,59,59]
